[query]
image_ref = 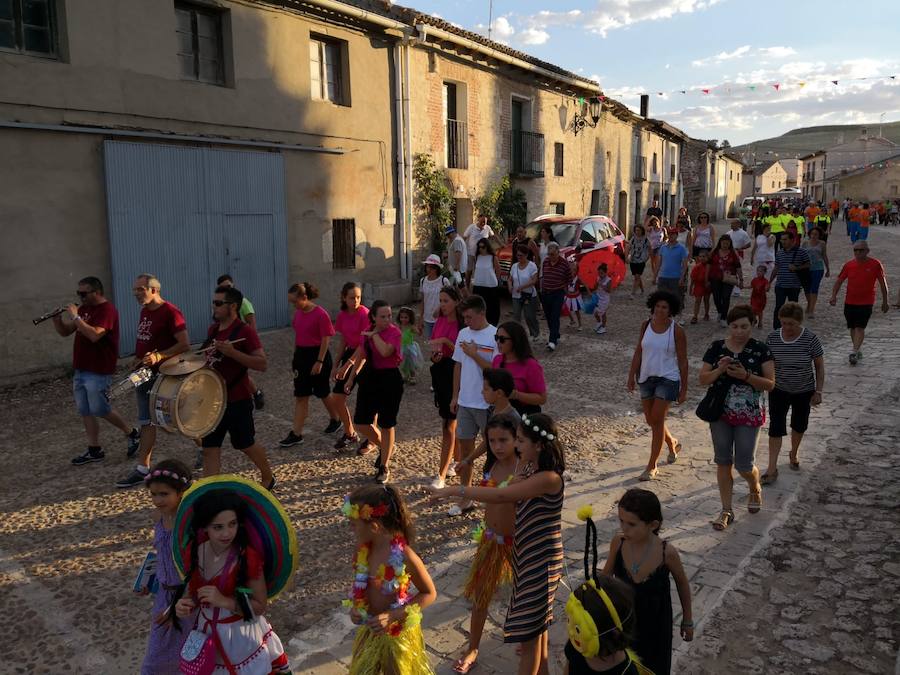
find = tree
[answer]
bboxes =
[412,153,454,254]
[720,139,731,149]
[474,175,527,236]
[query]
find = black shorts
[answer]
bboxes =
[629,262,646,276]
[843,304,873,329]
[430,357,456,421]
[332,347,357,395]
[768,388,814,437]
[354,367,404,429]
[202,399,255,450]
[292,346,333,399]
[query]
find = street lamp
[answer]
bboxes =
[571,97,602,135]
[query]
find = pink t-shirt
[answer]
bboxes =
[292,305,335,347]
[335,306,370,350]
[431,316,460,358]
[492,355,547,396]
[366,324,403,369]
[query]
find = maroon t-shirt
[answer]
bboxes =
[73,301,119,375]
[204,319,263,402]
[135,302,188,360]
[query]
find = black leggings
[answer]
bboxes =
[711,280,735,321]
[472,285,500,326]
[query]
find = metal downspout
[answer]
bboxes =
[394,42,408,280]
[403,42,414,279]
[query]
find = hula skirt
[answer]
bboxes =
[463,528,513,611]
[350,623,434,675]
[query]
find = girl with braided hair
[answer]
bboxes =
[169,489,290,674]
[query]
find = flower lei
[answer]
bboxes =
[521,414,556,441]
[341,495,389,521]
[342,535,420,637]
[143,468,190,484]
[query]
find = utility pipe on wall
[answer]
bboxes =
[393,41,408,280]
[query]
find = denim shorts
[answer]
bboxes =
[456,405,489,440]
[73,370,112,417]
[135,374,158,426]
[638,376,680,402]
[709,419,760,473]
[808,269,825,295]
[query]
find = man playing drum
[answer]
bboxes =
[216,274,265,410]
[51,276,140,465]
[115,274,190,488]
[200,285,275,489]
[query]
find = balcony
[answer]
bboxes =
[446,119,468,170]
[633,156,647,182]
[510,130,545,177]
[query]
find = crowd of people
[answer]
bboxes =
[43,196,897,674]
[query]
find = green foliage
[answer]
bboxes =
[475,176,528,235]
[412,153,454,254]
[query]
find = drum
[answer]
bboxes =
[149,368,227,438]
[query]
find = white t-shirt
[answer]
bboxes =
[452,324,499,409]
[472,254,498,287]
[755,234,775,263]
[463,223,495,258]
[509,260,538,298]
[420,275,449,324]
[729,228,752,250]
[448,235,468,274]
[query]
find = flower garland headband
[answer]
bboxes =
[342,495,390,521]
[521,414,556,441]
[143,468,190,484]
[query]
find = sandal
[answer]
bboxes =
[748,489,762,513]
[760,470,778,485]
[453,650,479,674]
[638,467,659,481]
[667,441,682,464]
[690,317,698,324]
[712,510,734,531]
[789,451,800,470]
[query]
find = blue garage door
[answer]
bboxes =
[104,141,289,354]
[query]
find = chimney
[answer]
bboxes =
[640,94,649,118]
[860,127,868,139]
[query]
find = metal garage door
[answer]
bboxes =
[104,141,289,354]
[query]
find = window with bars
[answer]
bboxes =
[549,202,565,215]
[0,0,57,56]
[554,143,564,177]
[310,35,347,105]
[175,2,225,85]
[332,219,356,269]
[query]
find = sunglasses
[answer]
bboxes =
[494,335,510,343]
[76,290,93,298]
[211,300,232,306]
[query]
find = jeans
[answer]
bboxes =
[709,419,761,473]
[73,370,113,417]
[512,294,540,338]
[541,289,566,344]
[773,285,801,329]
[711,280,735,321]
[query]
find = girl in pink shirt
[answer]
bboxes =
[492,321,548,415]
[428,287,463,488]
[331,282,370,452]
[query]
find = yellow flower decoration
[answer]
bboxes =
[577,504,594,521]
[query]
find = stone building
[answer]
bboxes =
[682,140,745,220]
[822,154,900,203]
[742,160,788,197]
[800,151,827,201]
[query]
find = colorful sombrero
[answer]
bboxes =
[172,474,298,601]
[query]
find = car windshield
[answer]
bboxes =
[525,221,579,247]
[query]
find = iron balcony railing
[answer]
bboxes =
[446,119,468,169]
[633,156,647,181]
[510,129,545,177]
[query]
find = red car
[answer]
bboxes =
[498,215,627,290]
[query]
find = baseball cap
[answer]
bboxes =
[444,225,457,235]
[423,253,442,266]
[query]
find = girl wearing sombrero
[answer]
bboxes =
[168,476,298,674]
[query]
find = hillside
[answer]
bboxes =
[730,122,900,163]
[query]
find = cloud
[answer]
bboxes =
[758,46,797,59]
[529,1,721,38]
[691,45,751,67]
[519,27,550,45]
[692,45,800,68]
[473,15,515,44]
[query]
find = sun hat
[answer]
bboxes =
[423,253,442,266]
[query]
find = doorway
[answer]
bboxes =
[618,191,628,234]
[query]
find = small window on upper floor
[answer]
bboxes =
[0,0,58,57]
[554,143,564,177]
[310,34,349,106]
[176,2,226,85]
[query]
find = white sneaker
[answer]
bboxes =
[732,287,742,297]
[448,504,463,516]
[430,477,445,489]
[547,341,557,351]
[719,319,727,328]
[446,465,457,478]
[596,326,607,334]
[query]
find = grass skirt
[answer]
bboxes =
[350,623,434,675]
[463,535,513,611]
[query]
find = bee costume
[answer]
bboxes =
[563,506,654,675]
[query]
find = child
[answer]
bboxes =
[689,250,710,324]
[343,485,437,675]
[453,415,519,674]
[565,263,583,330]
[139,459,193,675]
[564,506,649,675]
[431,413,565,675]
[398,306,423,385]
[171,489,291,674]
[601,489,693,675]
[456,368,521,474]
[593,264,612,335]
[750,265,769,328]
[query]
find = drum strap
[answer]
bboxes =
[203,322,249,393]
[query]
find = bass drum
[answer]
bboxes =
[149,368,227,438]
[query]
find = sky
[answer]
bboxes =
[408,0,900,146]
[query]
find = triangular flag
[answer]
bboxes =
[679,90,686,94]
[657,92,664,96]
[773,83,780,91]
[748,85,756,91]
[890,76,896,80]
[831,80,838,85]
[701,88,710,94]
[798,82,806,88]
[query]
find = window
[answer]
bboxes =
[554,142,564,177]
[772,181,775,189]
[652,152,658,175]
[310,35,347,105]
[729,170,733,180]
[332,219,356,269]
[590,189,601,215]
[606,151,612,175]
[176,3,225,84]
[444,81,468,169]
[0,0,57,56]
[579,222,597,243]
[670,164,676,180]
[549,202,565,215]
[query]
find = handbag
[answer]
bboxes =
[722,273,740,286]
[696,380,730,422]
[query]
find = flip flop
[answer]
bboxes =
[667,441,682,464]
[453,651,479,674]
[760,470,778,485]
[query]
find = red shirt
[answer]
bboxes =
[751,277,768,302]
[838,257,885,306]
[366,324,403,369]
[292,305,334,347]
[73,301,119,375]
[541,256,574,292]
[334,306,370,350]
[204,319,263,402]
[431,316,460,358]
[188,545,263,598]
[492,355,546,396]
[709,250,740,280]
[135,302,187,360]
[690,261,709,288]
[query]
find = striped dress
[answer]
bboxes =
[503,474,564,643]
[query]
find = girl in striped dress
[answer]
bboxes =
[429,412,565,675]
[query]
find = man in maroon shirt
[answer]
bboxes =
[116,274,190,488]
[51,277,139,465]
[200,285,275,489]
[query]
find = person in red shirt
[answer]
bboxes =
[50,276,139,466]
[750,265,770,327]
[200,286,275,489]
[829,241,889,365]
[116,274,190,488]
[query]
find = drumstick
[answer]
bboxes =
[194,338,246,354]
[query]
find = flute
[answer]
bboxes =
[33,306,73,325]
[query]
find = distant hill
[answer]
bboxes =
[729,122,900,164]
